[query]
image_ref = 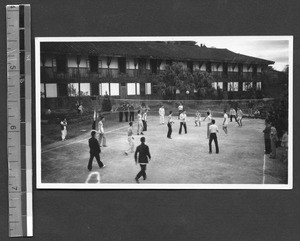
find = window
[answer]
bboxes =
[127,83,140,95]
[212,82,217,89]
[227,82,238,92]
[127,83,136,95]
[243,82,253,91]
[217,82,223,89]
[100,83,109,96]
[80,83,90,96]
[110,83,120,96]
[68,83,79,96]
[257,82,262,90]
[98,59,102,69]
[46,84,57,97]
[145,83,152,95]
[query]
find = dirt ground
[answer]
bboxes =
[40,114,288,186]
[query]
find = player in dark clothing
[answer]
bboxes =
[88,131,105,171]
[134,137,151,183]
[129,104,135,121]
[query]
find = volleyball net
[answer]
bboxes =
[42,97,275,125]
[110,98,275,118]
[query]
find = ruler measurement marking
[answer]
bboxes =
[7,4,32,237]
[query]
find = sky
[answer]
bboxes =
[192,36,291,71]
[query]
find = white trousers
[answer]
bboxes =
[61,129,67,140]
[160,115,165,124]
[125,136,135,154]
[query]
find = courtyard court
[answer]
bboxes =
[41,115,286,185]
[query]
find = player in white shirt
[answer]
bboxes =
[159,105,165,124]
[222,110,229,136]
[209,119,219,154]
[125,122,135,155]
[237,108,244,127]
[179,111,187,134]
[137,110,144,135]
[203,111,212,139]
[178,103,183,119]
[98,116,107,147]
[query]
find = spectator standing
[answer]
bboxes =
[60,118,68,141]
[209,119,219,154]
[270,123,278,159]
[124,103,129,122]
[281,130,288,162]
[118,104,124,122]
[129,103,135,121]
[134,137,151,183]
[248,101,254,117]
[263,122,271,154]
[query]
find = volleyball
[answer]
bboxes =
[186,90,190,94]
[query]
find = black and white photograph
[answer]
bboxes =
[36,36,292,189]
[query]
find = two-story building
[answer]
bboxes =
[40,41,274,107]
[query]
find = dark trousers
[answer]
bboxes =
[179,122,187,134]
[142,120,147,131]
[209,133,219,153]
[167,123,172,138]
[230,115,238,123]
[88,153,104,170]
[130,112,134,121]
[264,138,271,154]
[119,112,123,122]
[136,164,147,180]
[125,112,129,122]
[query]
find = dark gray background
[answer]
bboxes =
[0,0,299,240]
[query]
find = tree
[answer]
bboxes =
[101,91,112,112]
[193,70,215,99]
[154,62,195,99]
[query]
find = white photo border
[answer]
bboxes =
[35,36,293,189]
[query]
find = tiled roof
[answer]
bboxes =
[40,42,274,65]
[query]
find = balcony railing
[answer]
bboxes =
[41,67,156,82]
[41,67,263,82]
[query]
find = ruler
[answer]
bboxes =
[6,4,33,237]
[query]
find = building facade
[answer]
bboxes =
[40,42,274,107]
